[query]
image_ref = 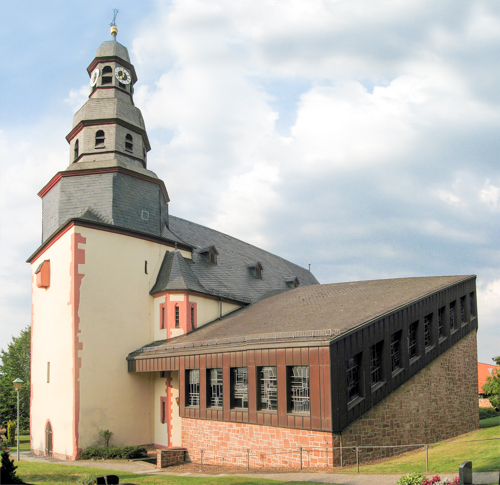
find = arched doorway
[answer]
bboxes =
[45,421,52,457]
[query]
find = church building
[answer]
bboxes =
[28,28,479,467]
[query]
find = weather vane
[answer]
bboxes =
[110,9,119,39]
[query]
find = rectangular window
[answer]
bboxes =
[469,292,476,317]
[175,306,180,328]
[190,307,194,329]
[390,331,402,372]
[230,367,248,409]
[370,342,383,385]
[47,362,50,383]
[460,296,467,325]
[207,368,223,407]
[424,313,432,349]
[161,306,165,330]
[408,321,418,360]
[258,366,277,411]
[288,366,310,413]
[450,301,456,331]
[161,399,166,424]
[186,369,200,406]
[346,353,362,402]
[438,307,445,339]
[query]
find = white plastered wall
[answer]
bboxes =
[31,228,76,458]
[154,375,168,447]
[76,226,181,449]
[189,295,241,327]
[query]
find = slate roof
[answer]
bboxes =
[150,215,319,303]
[130,275,474,358]
[150,250,207,294]
[94,41,130,63]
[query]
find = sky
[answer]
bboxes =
[0,0,499,364]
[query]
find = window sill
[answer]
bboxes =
[347,395,364,410]
[371,381,385,393]
[230,407,248,411]
[409,355,421,366]
[184,405,200,409]
[207,406,223,410]
[438,335,447,344]
[451,328,459,335]
[391,367,404,378]
[287,411,310,416]
[257,409,277,414]
[425,344,435,354]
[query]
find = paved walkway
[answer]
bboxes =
[19,453,499,485]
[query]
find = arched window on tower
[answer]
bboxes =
[74,139,79,161]
[125,134,133,152]
[95,130,105,147]
[102,66,112,85]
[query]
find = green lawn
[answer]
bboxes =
[344,424,500,473]
[7,434,31,451]
[14,461,321,485]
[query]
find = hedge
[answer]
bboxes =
[479,407,499,420]
[79,445,147,460]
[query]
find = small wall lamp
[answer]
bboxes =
[175,397,180,406]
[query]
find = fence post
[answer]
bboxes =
[356,447,359,473]
[247,449,250,471]
[200,449,203,472]
[425,444,429,473]
[299,447,303,470]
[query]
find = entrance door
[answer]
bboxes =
[45,422,52,457]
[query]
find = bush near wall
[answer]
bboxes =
[479,407,499,420]
[79,446,147,460]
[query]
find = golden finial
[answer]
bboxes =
[110,9,119,39]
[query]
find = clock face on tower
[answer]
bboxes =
[115,66,132,84]
[90,68,99,87]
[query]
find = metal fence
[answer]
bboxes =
[192,437,499,473]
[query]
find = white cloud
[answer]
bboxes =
[64,85,90,112]
[479,180,500,210]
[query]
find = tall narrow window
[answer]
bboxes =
[190,307,194,329]
[469,292,476,318]
[438,306,445,339]
[186,370,200,406]
[74,139,79,161]
[258,366,277,411]
[460,296,467,325]
[161,399,166,423]
[424,314,432,349]
[450,301,456,331]
[175,306,180,328]
[230,367,248,408]
[390,331,402,372]
[207,368,223,407]
[346,354,362,402]
[288,366,309,413]
[370,342,383,385]
[95,130,105,147]
[102,66,112,85]
[408,321,418,360]
[161,306,165,330]
[125,134,133,152]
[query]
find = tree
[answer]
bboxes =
[0,326,31,430]
[1,450,26,484]
[482,355,500,411]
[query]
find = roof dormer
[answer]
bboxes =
[285,276,300,288]
[199,245,219,265]
[248,261,263,279]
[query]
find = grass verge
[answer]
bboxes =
[480,416,500,429]
[343,424,500,473]
[15,461,321,485]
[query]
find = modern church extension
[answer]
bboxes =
[28,26,479,466]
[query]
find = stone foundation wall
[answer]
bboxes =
[181,331,479,469]
[156,448,186,468]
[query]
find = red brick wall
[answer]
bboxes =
[180,331,478,469]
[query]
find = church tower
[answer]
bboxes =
[39,31,169,244]
[29,25,183,460]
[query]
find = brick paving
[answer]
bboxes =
[19,452,498,485]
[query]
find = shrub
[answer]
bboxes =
[80,445,147,460]
[479,407,499,420]
[76,474,95,485]
[1,450,26,484]
[6,421,16,444]
[397,472,425,485]
[98,428,113,447]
